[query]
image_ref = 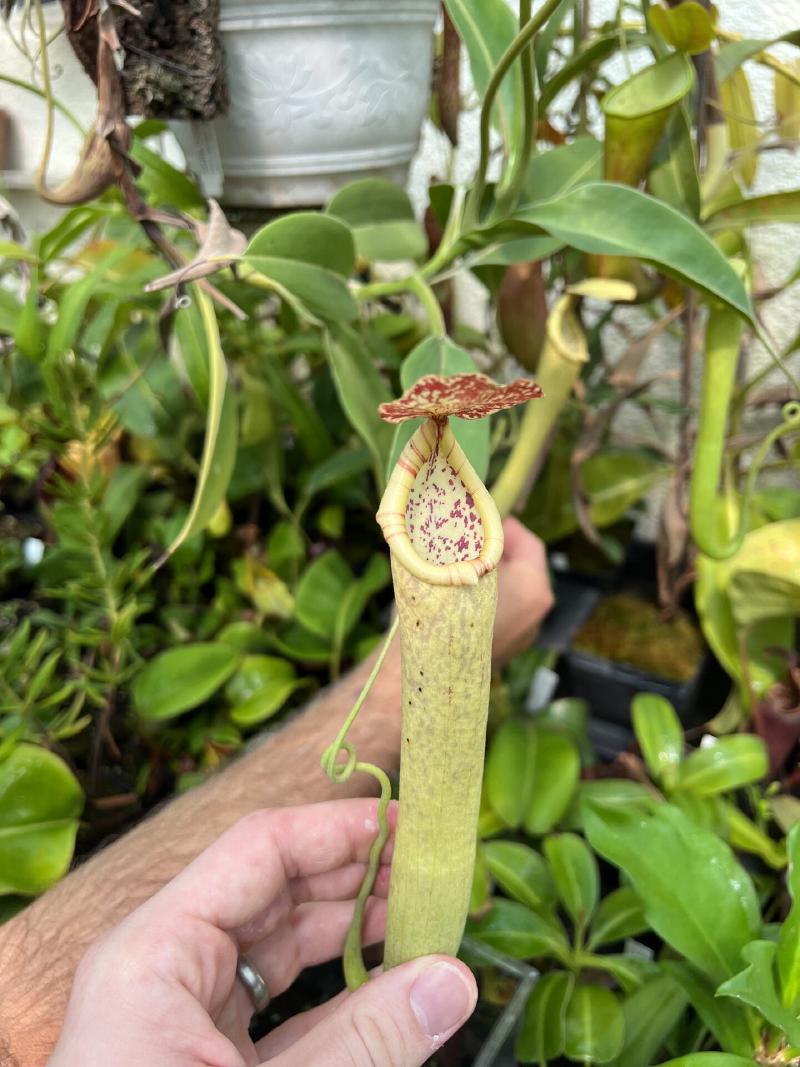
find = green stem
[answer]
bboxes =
[321,618,399,990]
[464,0,564,230]
[408,274,445,337]
[0,73,86,135]
[495,0,537,216]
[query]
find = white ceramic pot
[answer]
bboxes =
[172,0,439,208]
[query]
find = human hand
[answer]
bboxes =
[493,517,553,665]
[48,800,477,1067]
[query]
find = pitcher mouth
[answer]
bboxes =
[376,418,504,587]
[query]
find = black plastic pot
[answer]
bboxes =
[539,541,731,759]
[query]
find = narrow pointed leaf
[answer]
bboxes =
[543,833,599,926]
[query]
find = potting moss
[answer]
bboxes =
[572,593,703,682]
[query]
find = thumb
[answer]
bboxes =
[267,955,478,1067]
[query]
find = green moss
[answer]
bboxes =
[573,593,704,682]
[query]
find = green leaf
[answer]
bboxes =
[482,840,556,911]
[705,190,800,231]
[778,823,800,1008]
[614,973,688,1067]
[224,655,303,727]
[294,551,353,641]
[444,0,522,158]
[650,2,716,54]
[486,720,580,835]
[564,984,625,1065]
[676,736,768,797]
[244,256,357,322]
[0,744,83,896]
[46,245,130,360]
[0,239,38,263]
[325,326,394,488]
[246,212,355,277]
[259,354,332,463]
[539,31,650,109]
[332,554,391,651]
[387,335,490,482]
[717,940,800,1046]
[719,68,758,187]
[300,448,372,502]
[326,178,426,262]
[131,141,204,209]
[663,962,755,1056]
[583,803,760,985]
[466,898,570,960]
[587,887,648,950]
[714,31,800,84]
[133,643,242,721]
[471,234,565,267]
[522,138,604,206]
[543,833,598,927]
[632,693,684,789]
[514,183,752,320]
[726,520,800,627]
[649,107,701,219]
[163,291,238,558]
[516,971,575,1064]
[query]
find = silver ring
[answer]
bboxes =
[236,955,271,1013]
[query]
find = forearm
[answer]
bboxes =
[0,643,401,1067]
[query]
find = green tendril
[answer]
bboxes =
[321,617,398,990]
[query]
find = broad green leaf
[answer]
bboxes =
[164,291,239,559]
[664,961,754,1057]
[722,801,786,869]
[218,622,273,654]
[543,833,598,926]
[486,720,580,835]
[0,744,83,896]
[778,823,800,1008]
[513,183,752,320]
[466,898,569,961]
[300,448,372,502]
[269,624,332,665]
[332,554,391,652]
[522,138,604,206]
[533,0,573,83]
[705,190,800,231]
[326,179,426,262]
[133,643,242,721]
[259,354,332,463]
[444,0,522,158]
[583,954,661,994]
[326,326,394,488]
[246,212,355,276]
[387,336,489,482]
[602,53,694,186]
[224,655,304,727]
[587,887,648,950]
[482,840,556,911]
[516,971,574,1064]
[564,984,624,1065]
[525,448,669,543]
[649,107,701,219]
[244,256,357,322]
[294,551,353,641]
[471,235,564,267]
[717,940,800,1046]
[583,803,760,984]
[719,68,758,187]
[632,693,684,789]
[173,296,210,406]
[614,973,688,1067]
[649,2,716,54]
[676,736,768,797]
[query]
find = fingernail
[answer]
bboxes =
[410,962,476,1040]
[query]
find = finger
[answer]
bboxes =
[246,896,388,998]
[501,517,546,564]
[261,956,477,1067]
[291,859,392,906]
[154,798,397,934]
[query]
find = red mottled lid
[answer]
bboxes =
[379,373,544,424]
